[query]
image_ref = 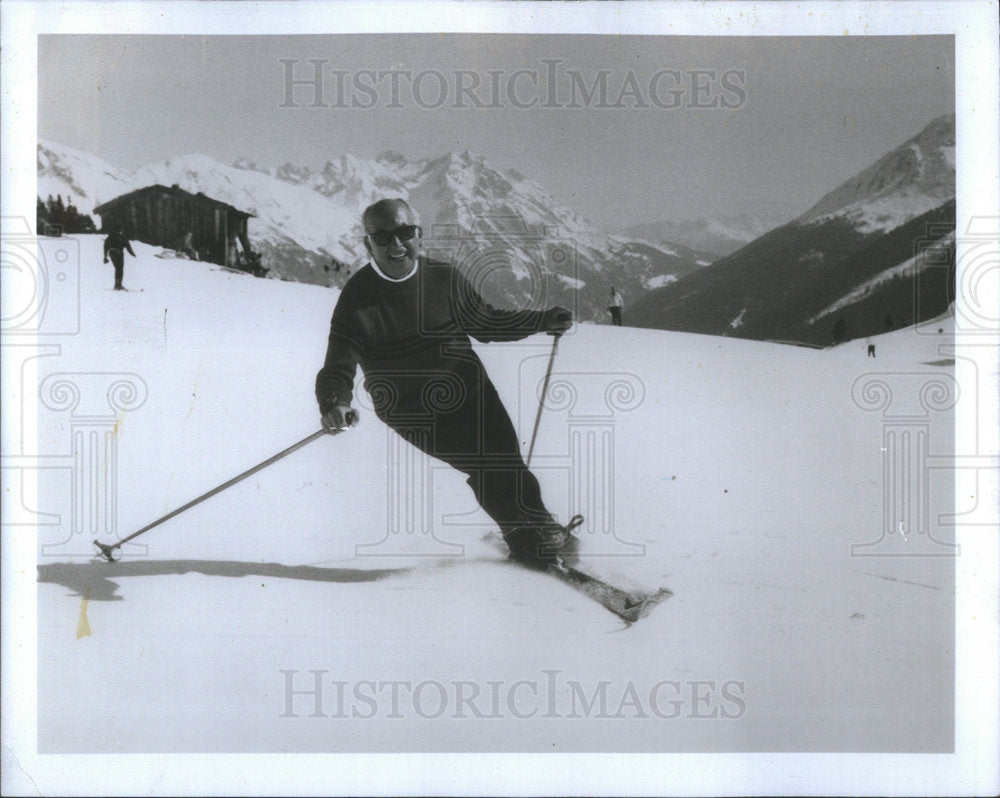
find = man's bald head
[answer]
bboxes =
[362,198,416,233]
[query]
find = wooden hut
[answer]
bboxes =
[94,185,257,270]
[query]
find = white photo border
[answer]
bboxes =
[2,1,997,795]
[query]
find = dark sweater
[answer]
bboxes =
[103,233,135,257]
[316,259,546,416]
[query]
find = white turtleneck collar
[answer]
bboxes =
[369,256,419,283]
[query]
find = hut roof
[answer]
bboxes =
[94,184,255,218]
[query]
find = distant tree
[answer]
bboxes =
[64,199,96,233]
[831,317,848,345]
[38,195,96,235]
[36,197,50,234]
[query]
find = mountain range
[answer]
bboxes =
[37,142,714,322]
[619,213,791,258]
[629,114,956,345]
[37,112,955,340]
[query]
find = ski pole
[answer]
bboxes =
[93,418,355,563]
[526,332,561,468]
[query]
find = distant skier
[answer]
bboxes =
[866,338,876,358]
[608,286,624,326]
[103,226,136,291]
[316,198,580,569]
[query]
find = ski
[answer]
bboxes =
[486,531,671,623]
[542,562,672,624]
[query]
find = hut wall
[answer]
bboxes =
[99,188,250,268]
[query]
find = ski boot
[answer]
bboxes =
[503,514,585,571]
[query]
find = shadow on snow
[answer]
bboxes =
[37,560,412,602]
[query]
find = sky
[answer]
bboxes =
[38,34,954,231]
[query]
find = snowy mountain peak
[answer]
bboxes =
[618,214,791,259]
[375,150,408,167]
[274,161,315,184]
[154,152,223,172]
[37,140,135,214]
[797,114,955,232]
[140,153,245,193]
[232,156,265,173]
[455,149,488,166]
[421,149,492,177]
[37,138,704,314]
[331,152,372,173]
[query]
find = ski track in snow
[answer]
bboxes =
[36,237,955,755]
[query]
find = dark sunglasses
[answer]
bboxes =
[366,224,421,246]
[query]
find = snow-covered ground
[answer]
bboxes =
[33,237,957,758]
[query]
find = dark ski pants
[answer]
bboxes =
[109,250,125,288]
[610,307,622,326]
[379,375,550,530]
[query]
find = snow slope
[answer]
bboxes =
[36,236,956,756]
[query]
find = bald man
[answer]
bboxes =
[316,198,580,569]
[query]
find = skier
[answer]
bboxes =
[316,198,580,569]
[608,286,624,326]
[103,226,136,291]
[178,231,199,261]
[866,338,876,358]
